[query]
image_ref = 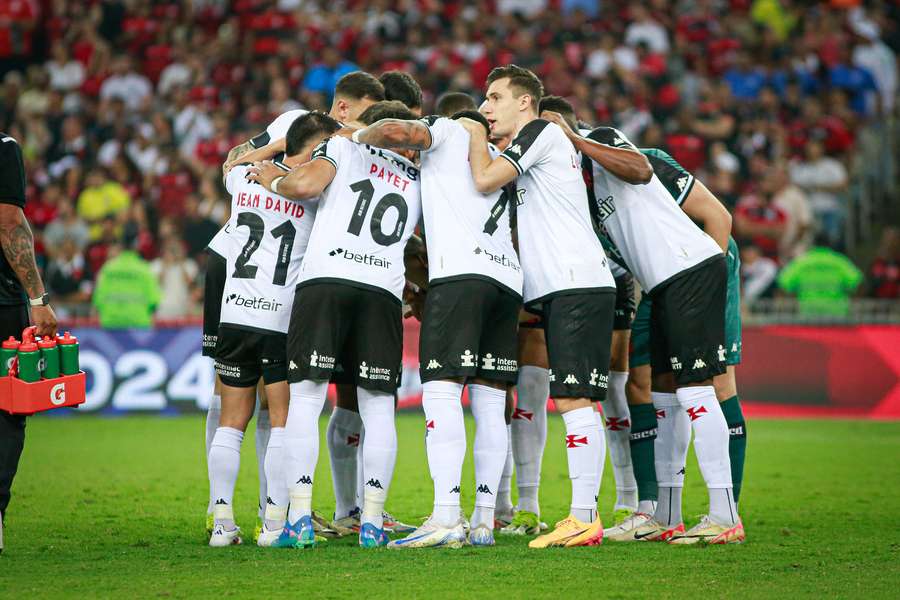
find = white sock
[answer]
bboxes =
[676,386,738,526]
[600,371,637,511]
[562,406,602,523]
[422,380,466,527]
[355,427,366,514]
[208,426,243,529]
[497,424,514,514]
[593,410,606,501]
[263,427,288,529]
[285,380,329,524]
[255,407,271,521]
[357,387,397,530]
[512,366,548,516]
[327,406,362,519]
[652,392,689,527]
[205,393,221,513]
[469,384,508,529]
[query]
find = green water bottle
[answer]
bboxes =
[0,336,18,377]
[16,337,40,382]
[57,331,79,375]
[38,336,60,379]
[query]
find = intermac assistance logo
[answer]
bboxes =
[329,248,391,269]
[225,293,283,312]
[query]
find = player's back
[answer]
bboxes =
[298,136,422,301]
[219,163,317,334]
[418,116,522,296]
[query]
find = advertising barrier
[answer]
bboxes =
[43,322,899,419]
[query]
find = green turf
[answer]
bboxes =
[1,415,899,598]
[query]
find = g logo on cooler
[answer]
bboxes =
[50,382,66,406]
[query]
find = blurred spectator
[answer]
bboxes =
[0,0,38,76]
[733,173,788,260]
[76,167,131,241]
[867,227,899,299]
[303,48,358,100]
[625,6,669,54]
[769,163,813,262]
[789,139,848,248]
[778,234,863,318]
[45,42,84,93]
[151,235,199,319]
[850,17,897,113]
[44,237,93,307]
[182,195,220,258]
[740,243,779,305]
[99,56,152,111]
[44,197,90,254]
[92,224,160,329]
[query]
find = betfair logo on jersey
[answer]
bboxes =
[507,144,522,156]
[473,247,521,272]
[589,368,608,388]
[309,350,336,369]
[460,350,476,367]
[516,188,526,206]
[224,293,283,312]
[329,248,391,269]
[594,195,616,222]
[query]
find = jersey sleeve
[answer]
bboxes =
[311,136,348,170]
[501,119,553,175]
[224,165,248,195]
[641,148,695,205]
[585,126,638,151]
[250,109,308,148]
[419,115,452,152]
[0,136,26,208]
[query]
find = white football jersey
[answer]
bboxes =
[298,136,422,301]
[218,163,317,333]
[419,116,522,296]
[208,109,310,256]
[583,127,721,292]
[500,119,614,304]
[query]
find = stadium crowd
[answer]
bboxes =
[0,0,896,321]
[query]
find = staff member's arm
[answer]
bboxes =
[0,137,57,337]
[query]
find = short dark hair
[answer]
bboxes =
[334,71,385,102]
[379,71,423,110]
[486,64,544,111]
[539,95,578,131]
[450,110,490,136]
[357,101,416,125]
[436,92,477,117]
[285,112,342,156]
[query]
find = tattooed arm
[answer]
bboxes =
[0,205,57,336]
[353,119,433,151]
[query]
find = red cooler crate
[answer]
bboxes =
[0,372,87,415]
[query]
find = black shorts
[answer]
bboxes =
[649,256,727,385]
[202,250,227,357]
[287,281,402,394]
[214,325,287,387]
[542,290,615,400]
[0,303,29,340]
[419,278,519,384]
[614,273,636,331]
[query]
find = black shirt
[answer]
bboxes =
[0,133,28,305]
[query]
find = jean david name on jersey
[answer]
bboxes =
[329,247,391,269]
[224,292,283,312]
[235,190,306,219]
[473,246,520,272]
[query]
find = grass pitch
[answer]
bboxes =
[1,414,899,599]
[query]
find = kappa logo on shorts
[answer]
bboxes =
[482,353,496,370]
[425,359,442,370]
[670,356,683,370]
[692,358,707,369]
[289,360,298,370]
[460,350,476,367]
[589,368,608,388]
[564,374,579,385]
[732,342,740,352]
[717,345,727,362]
